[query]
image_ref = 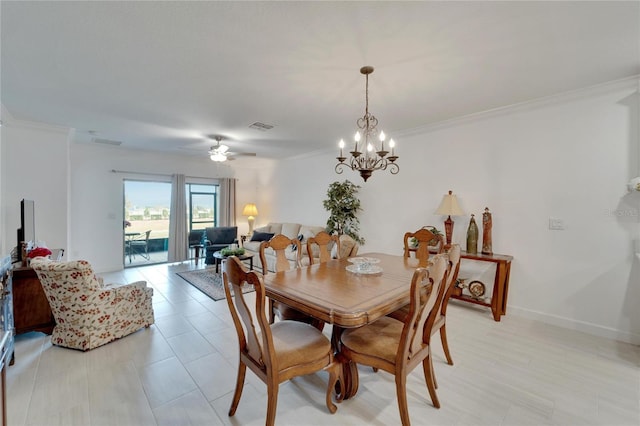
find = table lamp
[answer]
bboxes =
[435,190,464,249]
[242,203,258,236]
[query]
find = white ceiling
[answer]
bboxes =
[1,1,639,161]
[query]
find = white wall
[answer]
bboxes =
[267,79,640,344]
[0,117,70,258]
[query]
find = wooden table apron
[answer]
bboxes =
[262,253,423,400]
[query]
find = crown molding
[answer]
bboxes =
[396,75,640,138]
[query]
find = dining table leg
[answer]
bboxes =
[331,325,359,400]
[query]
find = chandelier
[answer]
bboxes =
[335,66,399,182]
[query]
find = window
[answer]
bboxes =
[187,184,218,231]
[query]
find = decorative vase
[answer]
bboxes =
[466,214,478,254]
[482,207,493,255]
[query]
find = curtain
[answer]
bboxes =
[167,174,187,262]
[219,178,237,227]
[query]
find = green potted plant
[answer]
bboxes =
[323,180,365,245]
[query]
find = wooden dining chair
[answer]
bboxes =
[307,231,340,265]
[222,256,341,426]
[389,244,461,366]
[403,227,443,267]
[259,234,322,329]
[432,244,461,365]
[339,255,449,425]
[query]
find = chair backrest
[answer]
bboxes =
[143,230,151,241]
[333,234,358,258]
[423,226,445,255]
[398,254,448,362]
[403,227,437,266]
[223,256,276,372]
[307,231,340,264]
[30,258,104,322]
[188,229,205,246]
[440,244,462,316]
[259,234,301,274]
[205,226,238,245]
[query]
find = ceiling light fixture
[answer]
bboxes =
[209,136,229,162]
[335,66,399,182]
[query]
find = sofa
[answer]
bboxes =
[203,226,238,265]
[243,222,359,273]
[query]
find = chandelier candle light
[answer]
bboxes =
[335,66,399,182]
[435,190,464,249]
[242,203,258,236]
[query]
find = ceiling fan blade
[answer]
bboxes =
[227,152,257,157]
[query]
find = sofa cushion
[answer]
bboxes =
[267,223,283,234]
[250,231,274,242]
[281,223,301,239]
[299,225,325,240]
[254,225,270,234]
[242,240,260,252]
[291,234,304,251]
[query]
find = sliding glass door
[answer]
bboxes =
[123,180,219,266]
[124,180,171,266]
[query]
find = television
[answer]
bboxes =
[16,199,35,263]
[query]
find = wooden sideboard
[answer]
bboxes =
[453,251,513,322]
[10,267,55,335]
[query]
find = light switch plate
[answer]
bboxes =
[549,217,566,230]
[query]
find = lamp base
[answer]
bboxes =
[247,216,255,236]
[443,216,454,250]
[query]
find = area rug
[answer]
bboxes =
[176,269,254,301]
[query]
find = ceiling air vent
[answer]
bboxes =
[92,138,123,146]
[248,122,274,131]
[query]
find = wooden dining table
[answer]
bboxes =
[262,252,425,400]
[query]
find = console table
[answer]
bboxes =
[11,266,55,335]
[453,251,513,321]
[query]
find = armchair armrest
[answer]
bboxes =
[93,281,152,310]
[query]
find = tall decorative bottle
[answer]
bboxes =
[482,207,493,254]
[466,214,478,254]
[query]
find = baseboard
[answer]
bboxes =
[509,306,640,345]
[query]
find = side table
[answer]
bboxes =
[190,244,204,265]
[452,251,513,321]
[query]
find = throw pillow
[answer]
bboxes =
[250,231,274,242]
[291,234,304,251]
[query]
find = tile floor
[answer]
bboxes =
[6,261,640,425]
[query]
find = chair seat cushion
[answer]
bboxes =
[269,321,331,371]
[341,316,403,363]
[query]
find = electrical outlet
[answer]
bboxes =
[549,217,566,230]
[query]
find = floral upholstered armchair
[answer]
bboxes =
[30,257,154,351]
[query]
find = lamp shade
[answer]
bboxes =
[242,203,258,217]
[435,190,464,216]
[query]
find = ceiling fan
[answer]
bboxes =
[207,136,256,162]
